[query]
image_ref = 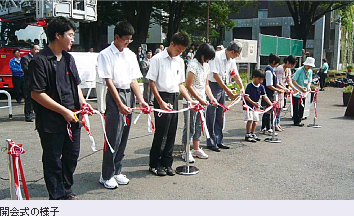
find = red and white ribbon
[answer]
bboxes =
[217,95,242,130]
[133,107,155,133]
[289,90,319,117]
[7,139,29,200]
[191,103,210,139]
[67,104,114,153]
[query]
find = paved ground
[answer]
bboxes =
[0,87,353,200]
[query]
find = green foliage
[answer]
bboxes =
[343,85,353,93]
[347,65,353,70]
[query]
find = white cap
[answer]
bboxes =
[303,57,315,67]
[217,45,224,49]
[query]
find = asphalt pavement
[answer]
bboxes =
[0,87,353,200]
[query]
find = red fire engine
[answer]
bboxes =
[0,0,97,90]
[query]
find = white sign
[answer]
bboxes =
[234,39,258,63]
[70,52,99,89]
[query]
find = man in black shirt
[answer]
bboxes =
[21,43,40,122]
[29,17,93,200]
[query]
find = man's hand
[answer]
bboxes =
[189,100,199,107]
[82,103,94,115]
[118,103,132,115]
[62,109,79,123]
[199,99,208,106]
[226,89,236,99]
[278,89,285,93]
[239,88,245,95]
[210,98,218,106]
[139,100,149,109]
[159,100,172,110]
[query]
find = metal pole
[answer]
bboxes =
[186,109,190,172]
[265,93,281,143]
[206,0,210,43]
[176,109,199,175]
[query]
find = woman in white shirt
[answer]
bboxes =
[274,55,298,131]
[182,43,217,162]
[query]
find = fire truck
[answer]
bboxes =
[0,0,97,90]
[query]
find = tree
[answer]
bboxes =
[286,1,353,48]
[79,1,154,53]
[340,5,354,67]
[152,1,245,46]
[79,1,122,52]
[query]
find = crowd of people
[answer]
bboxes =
[11,16,325,200]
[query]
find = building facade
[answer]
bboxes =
[223,1,342,70]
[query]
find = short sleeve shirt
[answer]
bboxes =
[263,65,278,97]
[322,62,329,74]
[208,50,239,83]
[292,66,313,98]
[97,42,142,89]
[275,65,287,86]
[56,57,75,111]
[185,58,209,101]
[244,82,266,107]
[29,48,81,133]
[146,49,185,93]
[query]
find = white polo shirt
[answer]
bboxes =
[146,49,185,93]
[208,50,239,83]
[97,42,142,89]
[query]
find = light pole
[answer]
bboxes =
[206,0,210,43]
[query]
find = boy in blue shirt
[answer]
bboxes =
[244,69,272,142]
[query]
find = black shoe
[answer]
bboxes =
[149,166,166,176]
[25,117,33,122]
[217,144,230,149]
[165,167,175,176]
[207,146,220,152]
[65,193,78,200]
[294,123,304,127]
[148,101,154,106]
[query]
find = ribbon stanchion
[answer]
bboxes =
[264,93,282,143]
[6,139,29,200]
[176,108,199,175]
[288,89,321,128]
[307,89,321,128]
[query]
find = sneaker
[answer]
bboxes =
[261,128,267,134]
[149,166,166,176]
[165,167,175,176]
[265,129,278,136]
[114,174,130,185]
[245,134,257,142]
[191,148,209,159]
[181,151,195,163]
[281,107,288,111]
[99,175,118,189]
[250,133,261,141]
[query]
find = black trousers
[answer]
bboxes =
[12,76,25,102]
[149,92,179,168]
[319,73,327,89]
[292,96,305,124]
[24,75,33,118]
[261,94,274,130]
[38,128,81,200]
